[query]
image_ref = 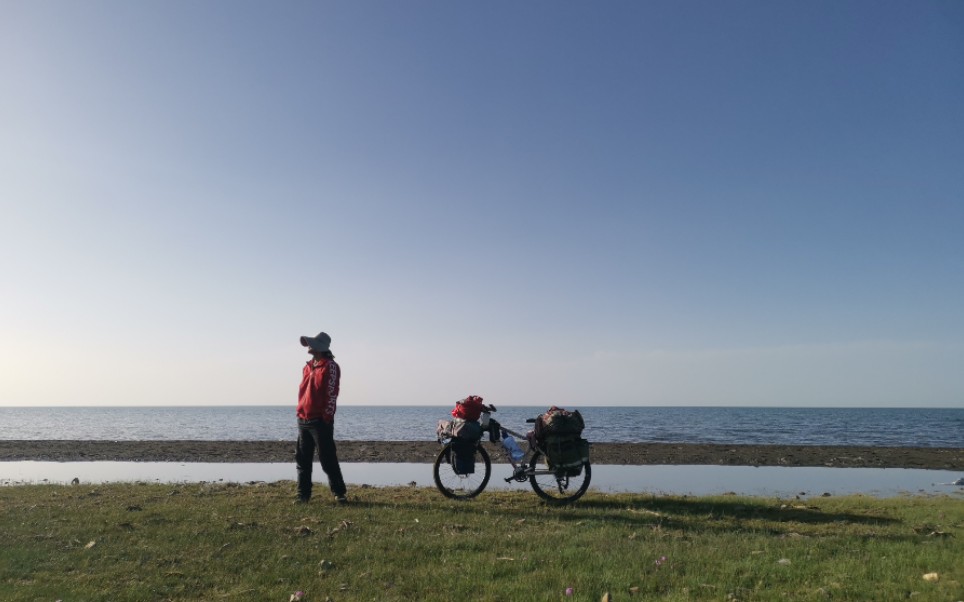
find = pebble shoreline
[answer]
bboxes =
[1,440,961,470]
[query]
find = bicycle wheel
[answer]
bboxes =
[433,442,491,500]
[528,451,591,505]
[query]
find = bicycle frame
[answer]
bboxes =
[497,424,542,479]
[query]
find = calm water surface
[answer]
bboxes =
[2,461,961,499]
[1,406,961,447]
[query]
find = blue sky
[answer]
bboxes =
[2,1,962,407]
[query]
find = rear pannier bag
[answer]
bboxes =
[535,406,588,475]
[543,435,590,476]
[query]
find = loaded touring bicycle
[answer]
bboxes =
[434,404,591,505]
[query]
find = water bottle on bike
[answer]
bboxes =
[501,429,525,462]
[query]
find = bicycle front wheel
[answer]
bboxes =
[528,451,591,505]
[433,442,491,500]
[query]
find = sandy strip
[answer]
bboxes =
[0,440,961,470]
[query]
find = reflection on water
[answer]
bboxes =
[1,461,961,498]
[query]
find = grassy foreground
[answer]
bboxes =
[1,482,961,601]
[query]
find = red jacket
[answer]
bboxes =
[297,358,340,423]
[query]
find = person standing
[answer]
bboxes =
[296,331,347,504]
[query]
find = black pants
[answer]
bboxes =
[296,418,346,499]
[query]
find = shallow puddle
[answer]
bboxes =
[2,461,961,498]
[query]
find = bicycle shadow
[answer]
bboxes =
[335,485,904,539]
[555,494,902,533]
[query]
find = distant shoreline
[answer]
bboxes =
[1,440,961,470]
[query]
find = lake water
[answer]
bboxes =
[2,461,961,499]
[4,406,961,497]
[1,405,962,447]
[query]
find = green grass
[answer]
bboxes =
[1,482,961,601]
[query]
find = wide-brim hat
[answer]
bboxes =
[300,331,331,352]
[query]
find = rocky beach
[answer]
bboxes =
[1,440,961,470]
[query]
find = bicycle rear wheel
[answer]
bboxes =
[433,442,491,500]
[528,451,591,505]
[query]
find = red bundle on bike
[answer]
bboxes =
[452,395,484,421]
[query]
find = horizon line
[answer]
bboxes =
[1,404,961,410]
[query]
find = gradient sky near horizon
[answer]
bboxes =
[2,1,963,408]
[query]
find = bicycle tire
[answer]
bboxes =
[433,442,491,500]
[528,451,591,505]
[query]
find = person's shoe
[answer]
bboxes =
[335,494,348,504]
[294,496,310,504]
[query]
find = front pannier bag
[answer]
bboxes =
[439,418,484,475]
